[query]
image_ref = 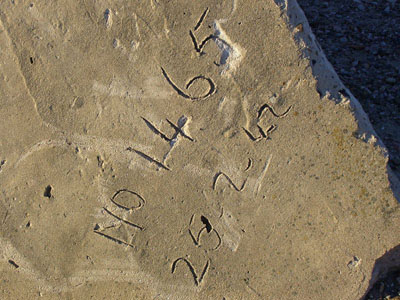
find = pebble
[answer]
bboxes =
[386,77,396,84]
[104,8,113,28]
[112,38,119,48]
[333,25,342,32]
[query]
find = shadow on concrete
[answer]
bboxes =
[361,244,400,299]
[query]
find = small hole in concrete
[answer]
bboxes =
[44,185,52,198]
[8,260,19,268]
[201,215,212,233]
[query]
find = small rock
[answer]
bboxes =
[386,77,396,84]
[333,25,342,32]
[112,38,119,48]
[347,256,361,269]
[104,8,113,28]
[294,23,304,33]
[379,282,385,293]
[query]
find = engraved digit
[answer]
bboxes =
[166,118,194,142]
[190,8,214,55]
[142,117,172,142]
[244,158,253,172]
[171,258,210,286]
[242,124,276,142]
[213,171,247,192]
[243,102,290,142]
[194,8,209,31]
[111,189,145,211]
[140,116,194,168]
[189,31,215,54]
[126,147,171,171]
[94,225,135,248]
[161,67,216,101]
[188,214,222,251]
[257,103,292,119]
[142,116,194,143]
[103,207,144,230]
[94,189,145,247]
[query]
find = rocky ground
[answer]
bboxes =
[364,269,400,299]
[296,0,400,298]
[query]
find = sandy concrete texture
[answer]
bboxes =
[0,0,399,299]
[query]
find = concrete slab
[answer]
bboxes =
[0,1,399,299]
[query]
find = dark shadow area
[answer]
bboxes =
[361,245,400,300]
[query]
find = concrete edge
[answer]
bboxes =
[272,0,400,204]
[272,0,400,298]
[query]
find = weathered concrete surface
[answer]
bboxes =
[0,1,398,299]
